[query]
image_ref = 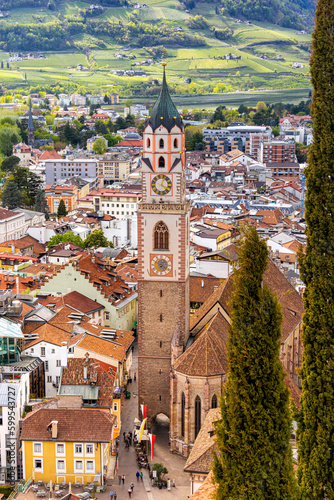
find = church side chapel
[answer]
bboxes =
[137,66,303,462]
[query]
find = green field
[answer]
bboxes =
[0,0,312,107]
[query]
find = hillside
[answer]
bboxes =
[0,0,313,102]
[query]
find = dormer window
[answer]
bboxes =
[159,138,164,149]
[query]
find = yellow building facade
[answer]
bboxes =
[21,409,115,485]
[216,230,232,250]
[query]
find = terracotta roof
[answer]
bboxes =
[0,209,22,221]
[190,276,223,304]
[20,408,115,442]
[190,258,303,344]
[76,333,126,362]
[184,409,221,473]
[39,150,62,160]
[175,312,229,376]
[38,291,104,314]
[256,208,284,225]
[60,356,116,407]
[23,323,72,349]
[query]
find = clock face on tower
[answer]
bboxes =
[150,254,173,277]
[151,174,172,196]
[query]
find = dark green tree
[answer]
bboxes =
[34,189,49,219]
[12,166,42,207]
[57,199,67,217]
[296,0,334,497]
[1,155,20,172]
[84,229,112,248]
[1,180,23,209]
[213,226,298,500]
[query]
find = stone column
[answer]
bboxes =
[184,378,190,457]
[205,378,210,414]
[169,369,177,452]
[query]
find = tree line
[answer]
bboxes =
[0,18,205,51]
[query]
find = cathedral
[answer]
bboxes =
[137,66,303,459]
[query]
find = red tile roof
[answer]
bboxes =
[20,408,115,442]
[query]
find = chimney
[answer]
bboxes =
[51,420,58,439]
[92,256,95,264]
[83,366,88,380]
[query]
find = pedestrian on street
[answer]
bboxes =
[134,372,136,381]
[136,471,140,482]
[128,488,132,498]
[122,475,125,484]
[110,492,114,500]
[114,494,117,500]
[130,482,134,491]
[140,472,143,481]
[129,431,132,444]
[123,431,126,441]
[118,474,122,485]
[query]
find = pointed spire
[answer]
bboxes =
[147,64,183,132]
[28,104,34,131]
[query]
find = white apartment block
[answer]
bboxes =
[45,159,97,185]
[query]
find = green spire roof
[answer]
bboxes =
[146,65,184,132]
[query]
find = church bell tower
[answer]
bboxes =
[138,65,190,423]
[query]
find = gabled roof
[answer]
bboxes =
[75,333,126,363]
[189,259,303,343]
[184,408,220,473]
[20,408,115,442]
[175,312,229,376]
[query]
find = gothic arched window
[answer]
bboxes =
[211,394,218,408]
[195,395,201,438]
[147,138,151,147]
[159,138,164,148]
[154,221,169,250]
[158,156,165,168]
[174,138,178,148]
[181,392,185,437]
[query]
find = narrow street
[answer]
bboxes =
[105,340,190,500]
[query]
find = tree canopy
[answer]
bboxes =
[84,229,113,248]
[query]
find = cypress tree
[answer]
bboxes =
[296,0,334,498]
[57,199,67,217]
[213,226,298,499]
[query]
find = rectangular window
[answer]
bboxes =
[75,460,83,471]
[86,444,93,455]
[105,312,110,320]
[86,460,94,471]
[34,443,42,454]
[57,444,64,454]
[75,444,83,454]
[45,361,49,371]
[47,376,52,383]
[34,459,42,470]
[57,460,65,471]
[56,376,60,384]
[56,360,61,367]
[52,349,55,354]
[41,347,45,357]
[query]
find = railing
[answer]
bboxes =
[7,478,26,500]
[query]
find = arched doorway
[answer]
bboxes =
[151,413,170,449]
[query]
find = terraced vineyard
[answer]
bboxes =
[0,0,312,107]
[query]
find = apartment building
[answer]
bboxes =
[96,153,132,186]
[259,141,297,163]
[45,159,97,185]
[93,189,141,218]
